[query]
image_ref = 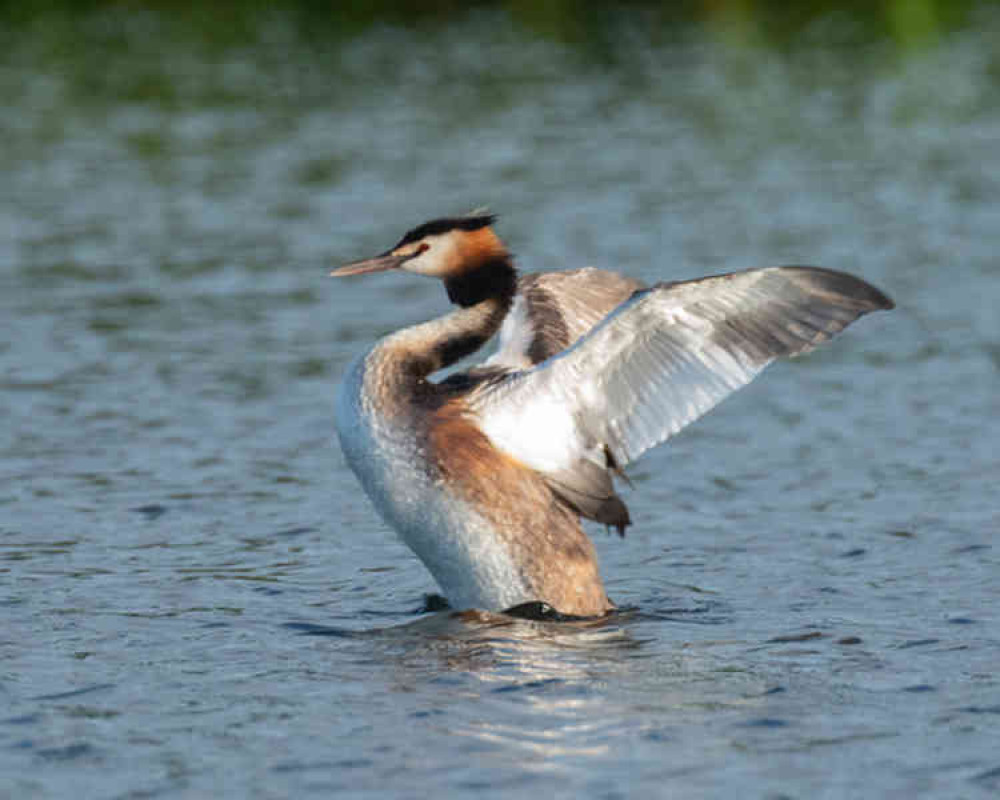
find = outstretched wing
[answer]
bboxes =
[470,266,893,522]
[484,268,645,370]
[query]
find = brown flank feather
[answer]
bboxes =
[428,398,612,617]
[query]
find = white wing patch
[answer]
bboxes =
[480,391,584,474]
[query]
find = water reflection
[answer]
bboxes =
[317,607,793,775]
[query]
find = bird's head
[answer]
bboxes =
[332,213,506,281]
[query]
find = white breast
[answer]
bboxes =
[334,350,532,611]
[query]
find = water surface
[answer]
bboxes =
[1,5,999,798]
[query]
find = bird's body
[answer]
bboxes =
[332,214,893,616]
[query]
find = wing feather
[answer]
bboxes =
[472,266,893,483]
[486,268,645,369]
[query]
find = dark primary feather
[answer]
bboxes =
[652,266,894,364]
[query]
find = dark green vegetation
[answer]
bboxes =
[2,0,996,120]
[0,0,992,52]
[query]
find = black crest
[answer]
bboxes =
[395,213,497,247]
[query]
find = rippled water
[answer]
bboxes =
[2,6,999,798]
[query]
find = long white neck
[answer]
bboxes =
[370,255,518,388]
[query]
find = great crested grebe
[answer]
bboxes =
[332,213,893,617]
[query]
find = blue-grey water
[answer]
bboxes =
[2,6,999,798]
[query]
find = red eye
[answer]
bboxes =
[416,243,430,254]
